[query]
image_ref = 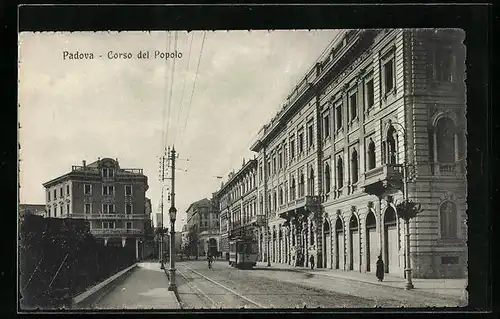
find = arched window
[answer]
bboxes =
[436,118,456,163]
[440,201,458,238]
[387,125,397,164]
[308,168,315,195]
[291,177,296,200]
[351,149,359,184]
[325,163,331,193]
[367,139,376,170]
[337,156,344,189]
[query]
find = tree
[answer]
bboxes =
[185,229,199,259]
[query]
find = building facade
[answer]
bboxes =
[213,159,261,260]
[249,29,466,278]
[42,157,150,259]
[185,198,220,257]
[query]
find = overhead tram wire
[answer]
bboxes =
[164,31,179,151]
[179,31,207,149]
[173,32,195,146]
[160,32,172,153]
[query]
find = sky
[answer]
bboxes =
[18,30,340,232]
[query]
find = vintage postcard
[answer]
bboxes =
[18,29,468,310]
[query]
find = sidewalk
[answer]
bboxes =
[256,262,468,299]
[92,262,180,309]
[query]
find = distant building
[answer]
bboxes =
[185,198,220,257]
[42,157,150,260]
[212,158,260,260]
[19,204,46,219]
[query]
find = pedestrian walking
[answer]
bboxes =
[376,255,384,282]
[309,255,315,270]
[207,254,213,270]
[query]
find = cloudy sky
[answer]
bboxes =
[18,30,340,231]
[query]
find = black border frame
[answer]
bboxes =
[4,3,493,317]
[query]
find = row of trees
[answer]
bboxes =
[180,229,199,259]
[19,215,136,309]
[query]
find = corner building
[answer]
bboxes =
[43,157,150,259]
[250,29,466,278]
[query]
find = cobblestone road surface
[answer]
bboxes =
[175,259,463,309]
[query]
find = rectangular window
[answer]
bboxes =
[48,207,51,218]
[102,185,115,196]
[66,204,70,215]
[349,92,357,121]
[125,185,132,196]
[60,187,63,197]
[66,184,70,196]
[278,152,283,169]
[126,221,132,229]
[273,157,276,174]
[290,138,295,159]
[365,77,374,110]
[54,205,57,217]
[47,191,51,202]
[259,166,263,182]
[323,114,330,138]
[60,204,64,216]
[335,104,343,130]
[435,47,454,82]
[53,189,57,199]
[84,184,92,195]
[308,122,314,147]
[85,203,91,214]
[102,168,114,178]
[126,203,132,214]
[298,131,304,153]
[383,56,395,95]
[102,204,115,214]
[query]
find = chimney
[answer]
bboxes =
[82,160,86,167]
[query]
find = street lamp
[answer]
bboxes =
[168,206,177,291]
[388,119,414,290]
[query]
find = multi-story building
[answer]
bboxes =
[42,157,150,259]
[213,159,261,260]
[249,29,466,278]
[185,198,220,256]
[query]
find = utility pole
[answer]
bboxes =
[168,146,178,291]
[159,148,168,270]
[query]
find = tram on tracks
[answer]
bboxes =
[228,237,258,269]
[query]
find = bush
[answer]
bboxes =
[19,215,135,309]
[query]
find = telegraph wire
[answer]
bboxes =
[164,31,179,150]
[173,32,195,146]
[179,31,207,149]
[160,32,172,153]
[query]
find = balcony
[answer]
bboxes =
[278,195,321,219]
[363,164,403,197]
[249,214,266,227]
[91,228,142,237]
[72,213,149,220]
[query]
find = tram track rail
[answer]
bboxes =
[176,264,265,309]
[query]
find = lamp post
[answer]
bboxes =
[388,119,414,290]
[168,206,177,291]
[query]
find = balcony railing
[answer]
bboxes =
[72,213,148,220]
[91,228,142,236]
[278,196,321,217]
[363,164,403,196]
[250,214,266,227]
[121,168,144,174]
[431,162,462,176]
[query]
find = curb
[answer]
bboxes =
[163,266,183,309]
[257,263,464,301]
[71,263,138,308]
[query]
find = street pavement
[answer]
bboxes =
[92,260,466,310]
[175,259,466,309]
[92,262,180,309]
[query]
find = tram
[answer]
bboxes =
[228,237,258,269]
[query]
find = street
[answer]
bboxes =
[175,260,463,309]
[91,260,464,309]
